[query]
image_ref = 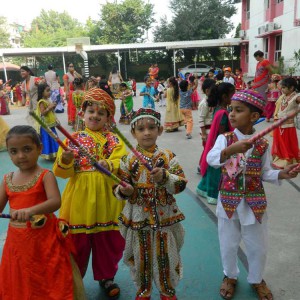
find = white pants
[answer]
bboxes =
[218,217,268,284]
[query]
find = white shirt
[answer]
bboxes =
[207,128,281,225]
[198,96,213,127]
[223,76,235,85]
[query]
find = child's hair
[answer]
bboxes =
[236,68,242,72]
[179,80,189,92]
[202,78,216,93]
[6,125,41,147]
[168,76,179,102]
[207,82,235,107]
[99,79,113,98]
[73,77,83,88]
[281,77,298,92]
[120,82,127,89]
[247,80,252,86]
[189,75,195,83]
[215,71,224,81]
[144,76,150,83]
[37,83,50,101]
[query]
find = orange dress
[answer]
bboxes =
[0,170,76,300]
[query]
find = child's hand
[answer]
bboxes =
[11,208,33,222]
[61,150,74,165]
[98,159,109,169]
[201,133,207,141]
[228,139,253,155]
[119,183,134,197]
[278,164,299,179]
[151,167,164,183]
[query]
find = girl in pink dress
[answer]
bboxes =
[265,74,281,122]
[189,75,200,110]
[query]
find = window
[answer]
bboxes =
[277,0,283,3]
[246,0,250,19]
[264,38,269,60]
[275,35,282,61]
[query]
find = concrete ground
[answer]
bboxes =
[0,85,299,299]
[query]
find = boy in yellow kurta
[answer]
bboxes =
[53,88,127,299]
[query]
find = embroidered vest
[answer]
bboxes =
[219,132,269,223]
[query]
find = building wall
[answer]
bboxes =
[241,0,300,76]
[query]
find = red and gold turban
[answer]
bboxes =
[82,87,115,116]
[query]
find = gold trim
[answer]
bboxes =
[6,170,44,192]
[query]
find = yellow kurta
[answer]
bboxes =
[0,117,9,151]
[53,128,127,234]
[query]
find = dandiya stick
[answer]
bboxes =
[55,124,127,187]
[110,124,153,171]
[248,108,300,143]
[29,111,69,151]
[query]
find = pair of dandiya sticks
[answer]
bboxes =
[0,109,299,220]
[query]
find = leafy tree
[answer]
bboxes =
[0,17,11,48]
[153,0,237,62]
[98,0,155,44]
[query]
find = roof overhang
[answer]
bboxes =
[0,38,241,57]
[255,29,282,38]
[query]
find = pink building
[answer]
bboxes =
[239,0,300,76]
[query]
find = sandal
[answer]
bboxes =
[252,279,273,300]
[220,275,237,300]
[100,279,120,299]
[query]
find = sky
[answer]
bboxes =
[8,0,241,40]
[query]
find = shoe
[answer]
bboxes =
[160,294,177,300]
[186,134,192,139]
[99,279,120,299]
[252,279,273,300]
[220,275,237,300]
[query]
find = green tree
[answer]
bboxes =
[153,0,237,61]
[98,0,155,44]
[0,17,11,48]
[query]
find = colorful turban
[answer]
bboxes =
[223,67,232,73]
[130,108,161,128]
[82,87,115,116]
[231,89,266,112]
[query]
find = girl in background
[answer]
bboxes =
[265,74,281,122]
[0,116,9,151]
[72,77,85,131]
[119,82,134,125]
[0,125,86,300]
[35,83,59,160]
[189,75,200,110]
[196,82,235,204]
[0,84,10,115]
[164,76,184,132]
[272,77,300,169]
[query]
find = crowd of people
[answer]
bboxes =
[0,53,299,300]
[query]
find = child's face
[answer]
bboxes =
[145,79,152,87]
[7,135,41,171]
[43,87,51,99]
[84,103,109,131]
[281,85,294,95]
[229,101,259,131]
[132,118,163,151]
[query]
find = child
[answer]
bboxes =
[179,79,195,139]
[206,90,299,300]
[119,82,134,125]
[140,76,156,109]
[35,83,59,160]
[0,125,86,300]
[113,108,187,300]
[246,80,252,90]
[0,116,9,151]
[265,74,281,122]
[233,68,245,91]
[131,77,137,96]
[157,77,166,107]
[196,82,235,204]
[271,77,300,169]
[164,77,184,132]
[53,88,127,299]
[72,77,85,131]
[189,75,200,110]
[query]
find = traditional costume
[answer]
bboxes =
[119,83,134,125]
[72,90,85,131]
[271,91,300,168]
[114,108,187,300]
[53,88,127,296]
[196,107,233,204]
[0,169,86,300]
[207,90,281,291]
[63,71,77,126]
[35,99,59,160]
[265,74,281,121]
